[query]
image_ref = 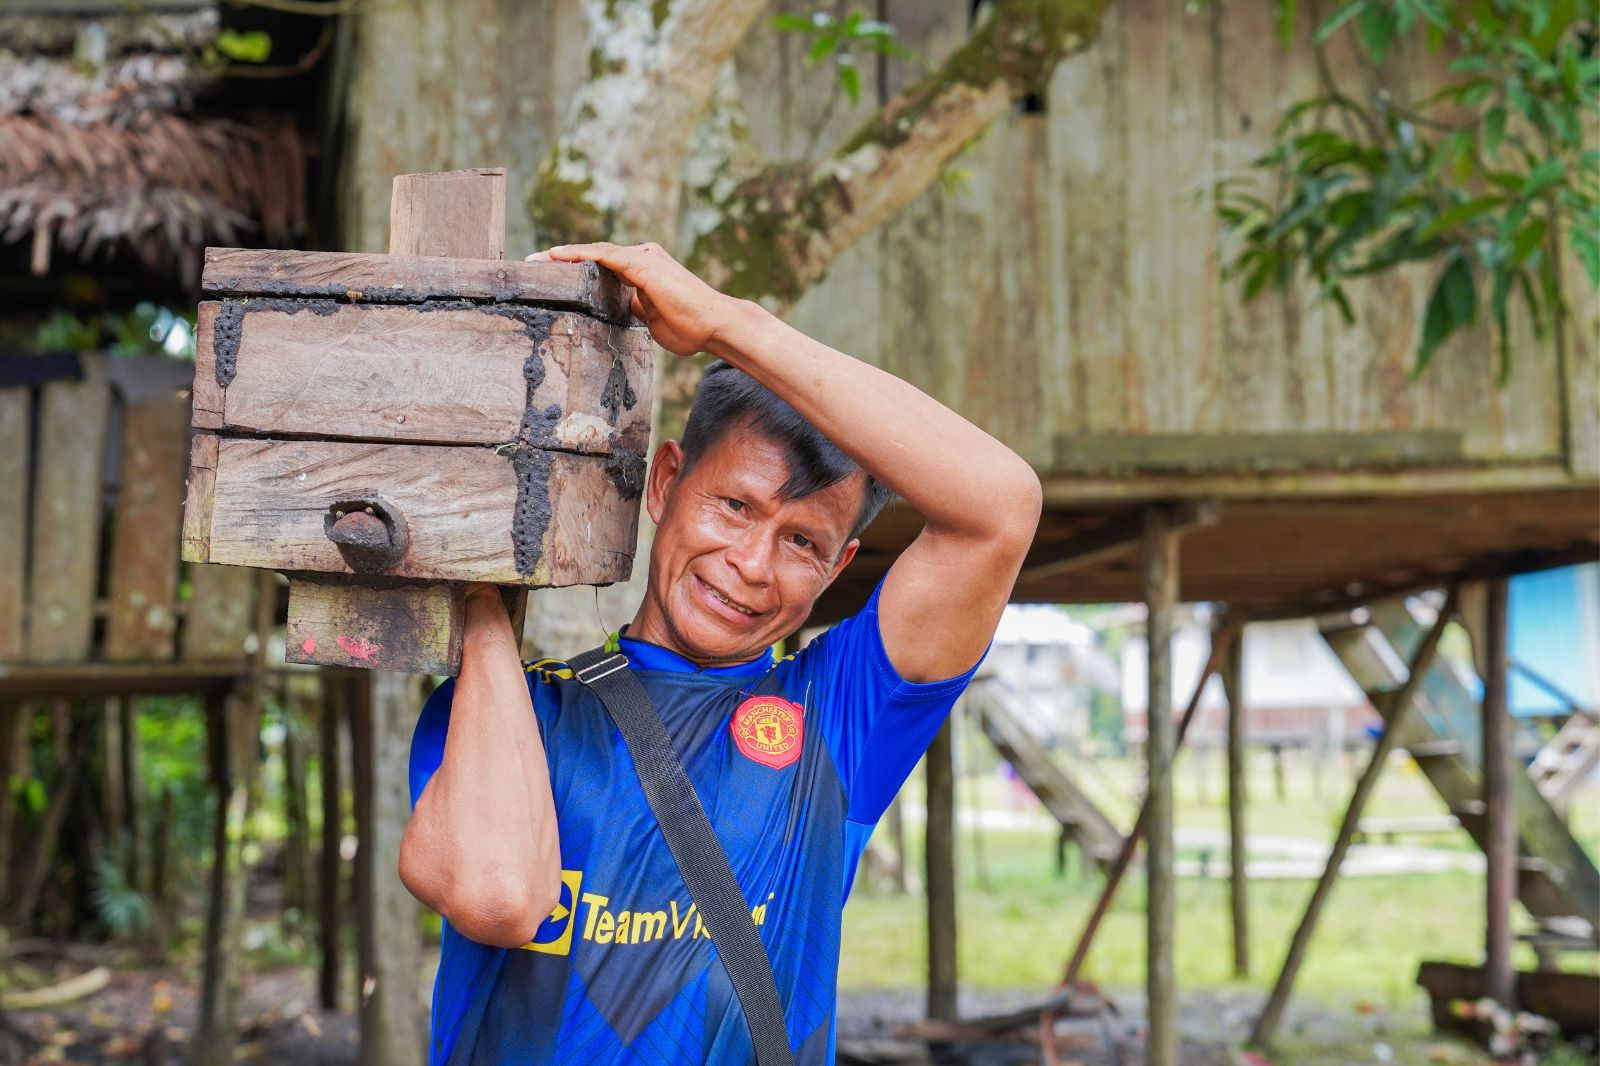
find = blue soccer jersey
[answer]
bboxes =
[408,579,979,1064]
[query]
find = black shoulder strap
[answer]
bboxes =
[568,647,795,1066]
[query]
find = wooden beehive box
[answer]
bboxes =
[180,169,653,674]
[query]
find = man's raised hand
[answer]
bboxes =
[526,242,735,359]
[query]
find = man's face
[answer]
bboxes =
[636,424,862,665]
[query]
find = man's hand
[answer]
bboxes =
[527,242,738,358]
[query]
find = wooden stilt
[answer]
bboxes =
[1483,578,1515,1008]
[195,685,261,1066]
[318,673,346,1012]
[1250,588,1458,1047]
[282,683,313,924]
[1143,506,1180,1066]
[355,671,425,1066]
[925,717,958,1022]
[120,698,145,895]
[1222,623,1248,978]
[887,795,909,894]
[1060,626,1234,987]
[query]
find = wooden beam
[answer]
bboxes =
[0,660,245,699]
[193,301,650,451]
[0,389,28,660]
[1014,499,1218,587]
[1143,505,1180,1066]
[201,247,636,324]
[203,439,640,588]
[925,718,957,1022]
[1250,588,1458,1047]
[1053,431,1465,474]
[1483,578,1515,1009]
[1222,622,1248,979]
[285,579,464,675]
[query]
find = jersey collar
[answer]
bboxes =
[616,631,779,678]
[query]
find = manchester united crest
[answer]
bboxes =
[730,695,804,770]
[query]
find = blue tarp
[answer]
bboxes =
[1509,563,1600,717]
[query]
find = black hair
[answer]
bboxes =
[680,361,893,543]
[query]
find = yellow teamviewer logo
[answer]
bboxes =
[520,870,583,956]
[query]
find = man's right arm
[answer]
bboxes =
[399,584,561,947]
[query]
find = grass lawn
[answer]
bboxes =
[839,738,1600,1009]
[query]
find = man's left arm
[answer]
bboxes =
[533,242,1041,682]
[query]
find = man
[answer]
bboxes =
[401,242,1042,1064]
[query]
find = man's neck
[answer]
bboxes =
[625,602,766,669]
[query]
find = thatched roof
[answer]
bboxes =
[0,6,307,289]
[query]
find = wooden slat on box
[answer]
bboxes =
[203,438,638,587]
[106,390,192,660]
[0,388,29,660]
[201,247,635,325]
[27,358,109,662]
[182,563,256,661]
[192,302,651,453]
[285,579,464,675]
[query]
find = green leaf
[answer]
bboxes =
[1314,0,1367,43]
[806,34,837,67]
[216,28,272,64]
[1277,0,1298,49]
[1571,222,1600,287]
[770,13,820,33]
[1508,218,1548,266]
[1418,195,1504,240]
[838,60,862,104]
[1522,158,1566,197]
[1483,105,1506,158]
[1357,4,1395,63]
[1416,253,1476,373]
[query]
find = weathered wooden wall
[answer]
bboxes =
[339,0,1596,483]
[777,0,1594,480]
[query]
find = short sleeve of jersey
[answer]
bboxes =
[790,576,983,826]
[410,677,457,810]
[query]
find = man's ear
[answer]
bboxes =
[646,439,686,525]
[824,539,860,588]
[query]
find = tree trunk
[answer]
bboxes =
[282,685,314,925]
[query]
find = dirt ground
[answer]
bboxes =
[4,953,1514,1066]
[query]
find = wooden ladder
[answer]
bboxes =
[1529,710,1600,817]
[1322,599,1600,933]
[965,676,1125,869]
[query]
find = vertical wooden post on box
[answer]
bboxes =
[1483,578,1515,1009]
[1143,506,1180,1066]
[925,718,957,1022]
[350,167,513,1066]
[1222,623,1249,978]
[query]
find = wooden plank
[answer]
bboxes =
[205,439,638,587]
[106,390,191,660]
[1122,0,1170,436]
[390,168,506,261]
[1053,430,1465,472]
[285,579,464,675]
[202,247,636,324]
[207,302,651,452]
[1049,0,1128,435]
[1167,0,1220,432]
[192,302,225,430]
[182,563,256,662]
[0,389,29,660]
[27,357,109,662]
[182,433,219,562]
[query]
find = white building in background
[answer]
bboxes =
[981,604,1121,745]
[1120,613,1374,750]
